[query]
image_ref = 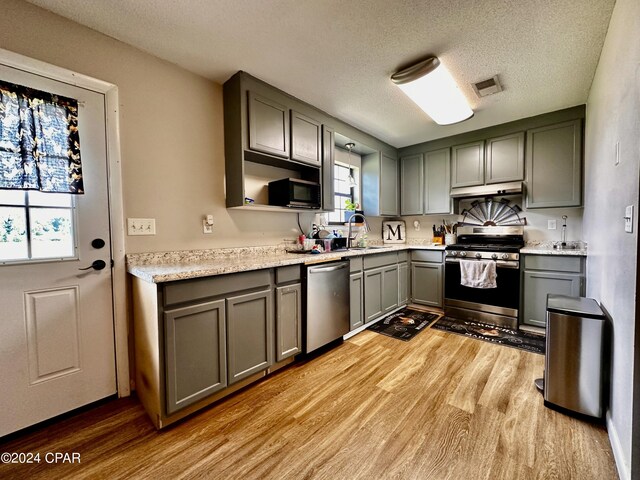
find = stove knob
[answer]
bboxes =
[459,252,467,257]
[491,254,498,260]
[449,251,457,257]
[475,253,482,259]
[501,253,509,260]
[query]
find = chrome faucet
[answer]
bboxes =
[347,213,371,248]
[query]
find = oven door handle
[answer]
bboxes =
[445,259,520,269]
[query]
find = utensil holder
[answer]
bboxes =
[445,234,457,245]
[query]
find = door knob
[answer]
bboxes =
[79,260,107,271]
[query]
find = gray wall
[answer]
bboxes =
[583,0,640,477]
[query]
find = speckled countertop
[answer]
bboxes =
[520,241,587,256]
[127,242,447,283]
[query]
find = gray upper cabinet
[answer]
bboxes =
[362,151,399,217]
[226,289,273,385]
[321,125,335,211]
[400,153,424,215]
[291,110,322,167]
[451,141,485,188]
[525,119,582,208]
[247,91,289,159]
[275,284,302,361]
[380,152,399,215]
[164,300,227,415]
[424,148,452,214]
[485,132,525,184]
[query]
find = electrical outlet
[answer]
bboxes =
[127,218,156,236]
[548,220,557,230]
[625,205,633,233]
[203,219,213,234]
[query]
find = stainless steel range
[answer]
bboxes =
[444,204,525,329]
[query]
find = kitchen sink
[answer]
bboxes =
[349,246,389,250]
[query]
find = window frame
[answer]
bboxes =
[328,163,358,226]
[0,191,79,265]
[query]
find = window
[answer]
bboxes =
[328,164,357,224]
[0,190,76,263]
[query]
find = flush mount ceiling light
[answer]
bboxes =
[391,57,473,125]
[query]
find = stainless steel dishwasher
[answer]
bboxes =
[304,260,350,353]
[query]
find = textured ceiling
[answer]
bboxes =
[26,0,615,147]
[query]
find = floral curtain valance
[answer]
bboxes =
[0,80,83,194]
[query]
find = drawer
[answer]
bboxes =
[349,257,363,273]
[275,265,302,284]
[523,255,584,273]
[397,251,409,263]
[363,252,398,270]
[164,269,272,306]
[411,250,443,263]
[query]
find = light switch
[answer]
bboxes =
[127,218,156,236]
[548,220,557,230]
[625,205,633,233]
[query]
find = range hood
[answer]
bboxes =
[450,181,523,199]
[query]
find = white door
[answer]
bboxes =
[0,65,116,436]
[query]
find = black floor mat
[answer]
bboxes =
[431,316,545,354]
[367,307,440,341]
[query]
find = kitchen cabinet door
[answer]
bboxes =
[291,110,322,166]
[424,148,452,214]
[350,272,364,330]
[226,289,273,385]
[247,91,289,158]
[398,262,409,306]
[411,262,443,308]
[364,267,383,323]
[451,141,484,188]
[522,271,583,328]
[275,284,302,361]
[400,153,424,215]
[164,300,227,415]
[322,125,335,211]
[525,119,582,208]
[485,132,525,184]
[382,265,399,314]
[380,152,399,216]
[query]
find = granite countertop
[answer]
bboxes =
[127,243,447,283]
[520,241,587,256]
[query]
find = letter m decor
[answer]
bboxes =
[382,221,406,244]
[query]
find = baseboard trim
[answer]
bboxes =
[607,411,630,480]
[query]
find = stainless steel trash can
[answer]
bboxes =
[542,294,607,418]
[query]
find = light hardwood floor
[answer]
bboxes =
[0,324,618,479]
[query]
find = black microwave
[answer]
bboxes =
[268,178,321,209]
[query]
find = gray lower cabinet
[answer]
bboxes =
[521,255,585,328]
[275,284,302,361]
[411,262,443,308]
[525,119,582,208]
[247,91,289,158]
[451,140,484,188]
[364,267,384,323]
[164,300,227,415]
[350,272,364,330]
[382,265,399,314]
[398,262,409,306]
[226,289,274,385]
